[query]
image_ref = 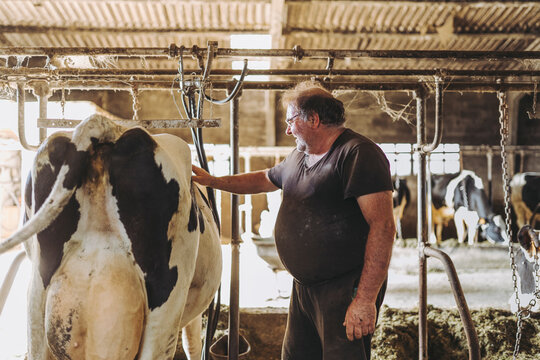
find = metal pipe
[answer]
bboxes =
[421,78,443,153]
[423,247,481,360]
[461,145,540,155]
[415,88,428,360]
[12,80,540,92]
[37,92,48,142]
[3,67,540,78]
[16,83,39,151]
[228,92,240,360]
[0,251,26,317]
[1,47,538,60]
[486,148,493,205]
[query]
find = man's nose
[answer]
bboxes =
[285,125,292,135]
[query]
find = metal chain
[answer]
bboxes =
[532,82,537,117]
[131,85,141,121]
[498,91,525,360]
[532,253,540,306]
[60,86,66,119]
[535,254,540,302]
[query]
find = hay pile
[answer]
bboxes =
[373,306,540,360]
[176,306,540,359]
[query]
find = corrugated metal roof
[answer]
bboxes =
[285,2,538,34]
[0,1,271,31]
[0,0,538,72]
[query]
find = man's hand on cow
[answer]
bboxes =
[343,298,376,341]
[192,165,214,187]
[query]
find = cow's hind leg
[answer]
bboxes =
[182,313,203,360]
[454,207,467,244]
[27,271,51,360]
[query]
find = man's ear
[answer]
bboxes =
[309,112,321,128]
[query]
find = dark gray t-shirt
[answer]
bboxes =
[268,128,392,285]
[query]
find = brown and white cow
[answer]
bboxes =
[511,172,540,230]
[431,170,508,245]
[509,225,540,313]
[0,115,221,360]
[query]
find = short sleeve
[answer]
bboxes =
[342,143,392,199]
[268,151,295,189]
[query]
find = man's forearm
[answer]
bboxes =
[355,222,395,303]
[201,170,278,195]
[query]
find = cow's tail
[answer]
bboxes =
[0,115,124,254]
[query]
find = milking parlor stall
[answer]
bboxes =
[0,1,540,360]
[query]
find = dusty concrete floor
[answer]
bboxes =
[385,240,515,310]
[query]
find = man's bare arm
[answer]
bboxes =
[343,190,395,340]
[192,165,279,194]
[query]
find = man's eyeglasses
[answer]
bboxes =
[285,114,302,126]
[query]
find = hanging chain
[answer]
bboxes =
[131,85,141,121]
[532,252,540,305]
[60,86,66,119]
[528,82,537,119]
[498,91,524,360]
[208,80,214,121]
[533,82,537,115]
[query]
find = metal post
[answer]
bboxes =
[32,81,52,142]
[16,83,39,151]
[228,91,241,360]
[415,88,428,360]
[241,154,253,236]
[486,148,493,205]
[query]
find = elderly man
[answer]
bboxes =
[192,81,395,360]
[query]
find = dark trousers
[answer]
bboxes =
[281,271,387,360]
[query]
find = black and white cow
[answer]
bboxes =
[0,115,221,360]
[431,170,508,245]
[392,177,410,240]
[511,172,540,230]
[509,225,540,313]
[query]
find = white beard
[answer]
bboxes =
[295,138,307,153]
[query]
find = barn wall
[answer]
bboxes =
[82,89,539,241]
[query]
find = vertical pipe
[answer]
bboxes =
[243,154,253,236]
[38,94,48,142]
[415,89,428,360]
[33,81,51,143]
[228,93,240,360]
[486,148,493,205]
[17,83,39,151]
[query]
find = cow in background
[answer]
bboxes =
[511,172,540,230]
[509,225,540,313]
[431,170,508,245]
[0,115,221,360]
[392,177,410,240]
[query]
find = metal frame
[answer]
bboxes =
[2,44,540,360]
